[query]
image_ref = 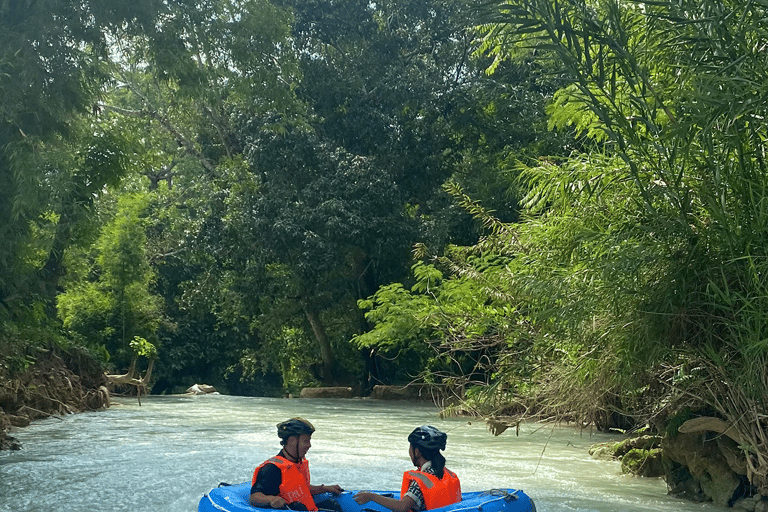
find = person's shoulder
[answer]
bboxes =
[256,461,283,482]
[263,461,282,472]
[253,461,282,492]
[262,454,288,466]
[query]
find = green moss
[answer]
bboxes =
[621,448,664,477]
[589,442,621,460]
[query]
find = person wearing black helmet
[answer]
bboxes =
[353,425,461,512]
[250,417,344,510]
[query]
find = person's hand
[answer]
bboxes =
[323,484,344,495]
[353,492,373,505]
[268,496,289,509]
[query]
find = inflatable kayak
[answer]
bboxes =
[198,482,536,512]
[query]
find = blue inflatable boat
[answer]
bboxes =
[198,482,536,512]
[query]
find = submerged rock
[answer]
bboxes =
[588,443,617,461]
[299,387,354,398]
[368,384,431,400]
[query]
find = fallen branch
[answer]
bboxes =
[105,358,155,405]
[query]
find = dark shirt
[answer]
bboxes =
[251,455,283,496]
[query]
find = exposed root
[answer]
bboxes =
[0,346,110,450]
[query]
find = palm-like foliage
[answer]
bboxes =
[470,0,768,490]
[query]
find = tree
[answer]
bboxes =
[282,0,478,198]
[101,0,298,174]
[0,0,162,319]
[228,0,554,389]
[106,336,158,398]
[68,0,303,392]
[58,193,163,372]
[354,259,523,399]
[221,123,415,384]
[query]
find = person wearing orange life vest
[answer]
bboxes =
[250,417,344,510]
[353,426,461,512]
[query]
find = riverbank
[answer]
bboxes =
[2,366,757,510]
[0,345,110,450]
[588,428,767,509]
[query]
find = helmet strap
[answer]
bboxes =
[410,446,425,468]
[282,437,302,462]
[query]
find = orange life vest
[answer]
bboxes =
[401,467,461,510]
[252,455,317,511]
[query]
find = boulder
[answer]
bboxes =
[368,385,429,400]
[666,462,710,502]
[299,387,354,399]
[186,384,218,395]
[86,386,110,410]
[588,443,618,461]
[0,432,21,451]
[733,496,758,511]
[0,411,21,451]
[716,435,748,475]
[663,432,742,506]
[589,435,664,477]
[590,435,661,459]
[7,414,30,428]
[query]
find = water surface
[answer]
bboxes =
[0,395,724,512]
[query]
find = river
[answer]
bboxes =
[0,395,724,512]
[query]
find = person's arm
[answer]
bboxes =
[353,492,416,512]
[310,484,344,495]
[251,492,289,509]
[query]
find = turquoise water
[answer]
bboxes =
[0,395,723,512]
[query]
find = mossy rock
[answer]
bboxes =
[622,448,664,477]
[589,442,622,460]
[615,435,661,455]
[589,435,662,461]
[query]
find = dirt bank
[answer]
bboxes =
[0,346,110,450]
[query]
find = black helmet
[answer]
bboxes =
[408,425,447,451]
[277,417,315,440]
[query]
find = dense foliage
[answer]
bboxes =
[3,0,768,490]
[427,0,768,490]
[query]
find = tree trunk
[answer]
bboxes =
[352,248,380,392]
[302,301,335,385]
[39,213,71,315]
